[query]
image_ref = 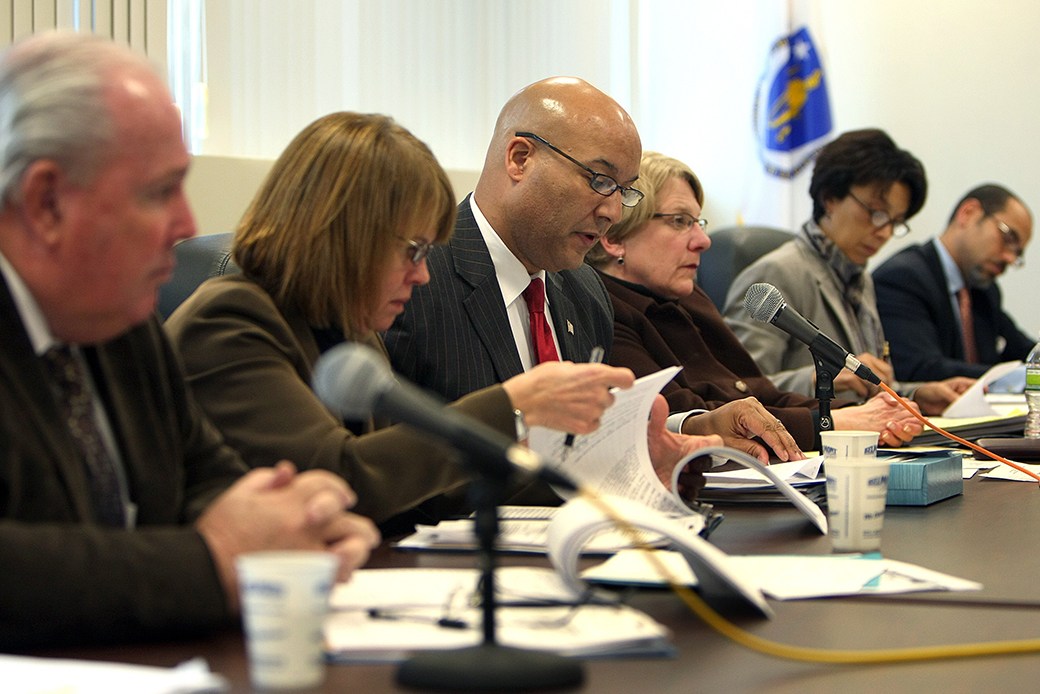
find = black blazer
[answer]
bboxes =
[0,275,245,649]
[872,240,1034,381]
[383,196,614,402]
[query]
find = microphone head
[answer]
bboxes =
[744,283,785,323]
[312,342,397,420]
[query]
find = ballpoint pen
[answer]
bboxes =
[560,346,605,462]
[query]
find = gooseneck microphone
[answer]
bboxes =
[312,342,577,490]
[743,282,881,386]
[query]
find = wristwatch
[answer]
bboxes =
[513,409,529,443]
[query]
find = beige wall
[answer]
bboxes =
[184,155,479,237]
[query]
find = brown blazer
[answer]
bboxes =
[0,277,244,649]
[164,274,516,524]
[602,272,827,450]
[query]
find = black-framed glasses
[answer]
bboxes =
[652,212,708,233]
[397,236,434,265]
[992,218,1025,268]
[514,131,644,207]
[848,192,910,237]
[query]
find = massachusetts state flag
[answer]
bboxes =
[741,9,833,231]
[756,26,832,178]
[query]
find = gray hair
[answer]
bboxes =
[0,32,150,204]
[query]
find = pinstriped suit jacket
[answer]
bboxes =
[383,196,614,403]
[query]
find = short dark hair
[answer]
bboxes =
[809,129,927,224]
[947,183,1023,225]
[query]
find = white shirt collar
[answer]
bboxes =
[469,195,548,305]
[0,249,60,355]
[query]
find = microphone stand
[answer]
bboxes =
[396,455,584,691]
[812,349,843,432]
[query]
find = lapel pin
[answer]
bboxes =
[567,320,574,335]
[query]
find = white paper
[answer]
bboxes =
[942,360,1023,417]
[703,456,824,488]
[324,566,671,661]
[0,655,226,694]
[528,367,689,515]
[579,550,982,600]
[393,513,703,554]
[545,495,773,618]
[962,459,999,479]
[980,462,1040,482]
[673,446,828,534]
[330,566,580,611]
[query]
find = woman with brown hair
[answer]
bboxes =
[166,112,630,525]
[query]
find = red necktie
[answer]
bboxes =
[522,278,559,364]
[957,287,978,365]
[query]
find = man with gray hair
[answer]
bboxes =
[874,184,1034,381]
[0,31,378,649]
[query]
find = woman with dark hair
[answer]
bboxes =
[723,129,971,411]
[165,112,633,526]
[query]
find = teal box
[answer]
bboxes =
[881,451,963,506]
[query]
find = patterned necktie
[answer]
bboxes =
[42,346,126,526]
[957,287,979,365]
[522,278,560,364]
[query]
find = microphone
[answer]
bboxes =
[743,283,881,386]
[312,342,576,490]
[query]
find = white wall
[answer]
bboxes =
[644,0,1040,338]
[189,0,1040,339]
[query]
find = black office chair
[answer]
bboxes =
[157,232,239,320]
[696,225,794,311]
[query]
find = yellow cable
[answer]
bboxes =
[580,489,1040,664]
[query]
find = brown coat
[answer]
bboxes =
[0,277,243,649]
[164,274,516,523]
[602,272,827,450]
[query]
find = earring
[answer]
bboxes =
[617,255,625,265]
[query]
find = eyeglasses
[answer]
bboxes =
[397,236,434,265]
[652,212,708,233]
[514,131,644,207]
[992,218,1025,268]
[848,192,911,237]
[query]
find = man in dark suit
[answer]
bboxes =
[0,32,378,650]
[874,184,1034,381]
[384,77,801,475]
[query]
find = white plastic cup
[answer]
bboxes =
[820,430,879,461]
[821,431,889,552]
[236,551,339,690]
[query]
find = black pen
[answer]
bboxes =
[560,346,605,462]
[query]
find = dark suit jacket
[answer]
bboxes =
[603,273,822,450]
[383,196,614,402]
[164,274,515,524]
[872,241,1034,381]
[0,276,244,650]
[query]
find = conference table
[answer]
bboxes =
[35,473,1040,692]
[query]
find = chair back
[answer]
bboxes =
[157,232,239,319]
[696,226,793,311]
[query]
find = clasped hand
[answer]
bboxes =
[196,461,380,611]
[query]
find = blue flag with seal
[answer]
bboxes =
[754,26,832,181]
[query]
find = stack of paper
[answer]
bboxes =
[699,456,826,504]
[395,506,705,553]
[324,566,673,662]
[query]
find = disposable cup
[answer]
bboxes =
[236,551,339,690]
[820,430,879,461]
[821,431,889,552]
